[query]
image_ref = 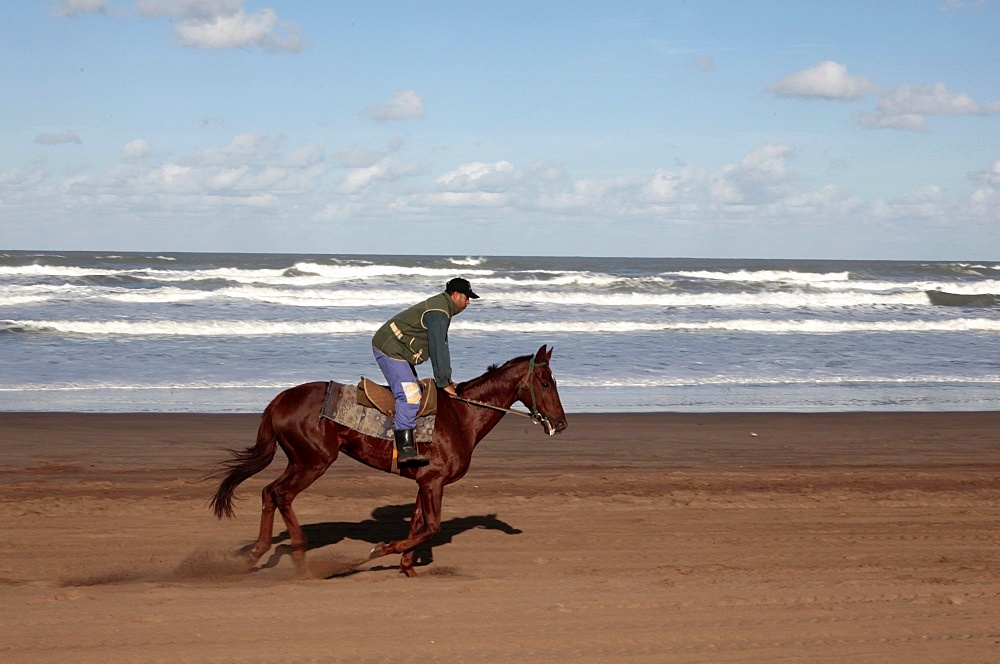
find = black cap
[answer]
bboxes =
[445,277,479,299]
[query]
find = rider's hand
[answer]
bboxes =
[444,383,459,398]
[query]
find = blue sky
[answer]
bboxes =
[2,0,998,259]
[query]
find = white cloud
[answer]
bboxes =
[336,146,386,169]
[782,184,865,216]
[0,165,47,190]
[55,0,109,17]
[8,123,999,256]
[283,144,323,168]
[361,90,426,122]
[136,0,243,19]
[939,0,990,12]
[423,191,510,207]
[435,161,517,191]
[869,186,953,226]
[856,112,929,132]
[173,8,302,51]
[35,130,82,145]
[768,61,877,101]
[710,144,796,205]
[968,186,1000,218]
[770,62,993,132]
[60,133,325,205]
[135,1,301,51]
[58,1,303,52]
[644,170,682,202]
[970,160,1000,188]
[857,82,985,131]
[331,151,999,251]
[897,184,944,203]
[403,148,798,218]
[877,83,979,115]
[693,57,715,72]
[337,157,421,195]
[416,160,535,208]
[121,139,151,162]
[190,132,269,165]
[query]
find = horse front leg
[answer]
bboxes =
[368,481,443,577]
[399,498,427,575]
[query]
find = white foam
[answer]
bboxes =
[668,269,851,283]
[291,262,495,281]
[447,256,487,266]
[3,319,375,336]
[555,374,1000,388]
[4,373,998,393]
[0,264,113,278]
[6,316,1000,337]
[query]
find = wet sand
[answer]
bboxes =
[2,411,999,662]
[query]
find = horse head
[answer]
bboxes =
[518,345,568,436]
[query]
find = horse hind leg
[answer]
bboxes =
[242,465,291,566]
[272,464,329,575]
[244,463,327,570]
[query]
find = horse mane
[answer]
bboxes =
[462,353,533,393]
[485,353,532,376]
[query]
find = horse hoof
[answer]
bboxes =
[367,543,385,560]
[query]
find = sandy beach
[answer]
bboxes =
[2,411,999,662]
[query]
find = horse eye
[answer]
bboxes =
[541,381,550,388]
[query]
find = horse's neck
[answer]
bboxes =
[457,360,525,446]
[462,361,523,408]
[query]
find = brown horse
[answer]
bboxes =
[209,345,567,577]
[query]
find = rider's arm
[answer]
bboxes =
[424,310,453,388]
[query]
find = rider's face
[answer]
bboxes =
[450,291,470,313]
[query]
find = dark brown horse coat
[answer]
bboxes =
[210,345,567,577]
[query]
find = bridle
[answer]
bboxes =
[452,355,555,431]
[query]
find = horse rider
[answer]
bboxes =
[372,277,479,466]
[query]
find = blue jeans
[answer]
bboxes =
[372,346,421,430]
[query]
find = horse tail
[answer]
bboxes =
[208,395,281,519]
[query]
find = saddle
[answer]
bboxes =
[356,377,437,419]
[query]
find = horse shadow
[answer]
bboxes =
[254,504,522,576]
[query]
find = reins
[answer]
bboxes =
[451,396,536,420]
[452,355,548,426]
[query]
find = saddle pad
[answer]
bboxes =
[320,382,435,444]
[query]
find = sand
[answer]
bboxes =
[2,411,999,662]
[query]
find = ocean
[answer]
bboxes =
[1,251,999,414]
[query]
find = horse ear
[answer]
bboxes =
[535,344,552,362]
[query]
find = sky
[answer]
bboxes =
[1,0,999,259]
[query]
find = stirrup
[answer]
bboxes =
[397,451,429,466]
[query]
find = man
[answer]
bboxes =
[371,277,479,466]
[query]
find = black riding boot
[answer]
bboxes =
[394,428,428,466]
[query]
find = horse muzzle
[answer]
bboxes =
[535,414,568,436]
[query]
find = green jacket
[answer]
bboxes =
[372,292,459,368]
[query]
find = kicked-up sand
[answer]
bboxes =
[1,411,999,662]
